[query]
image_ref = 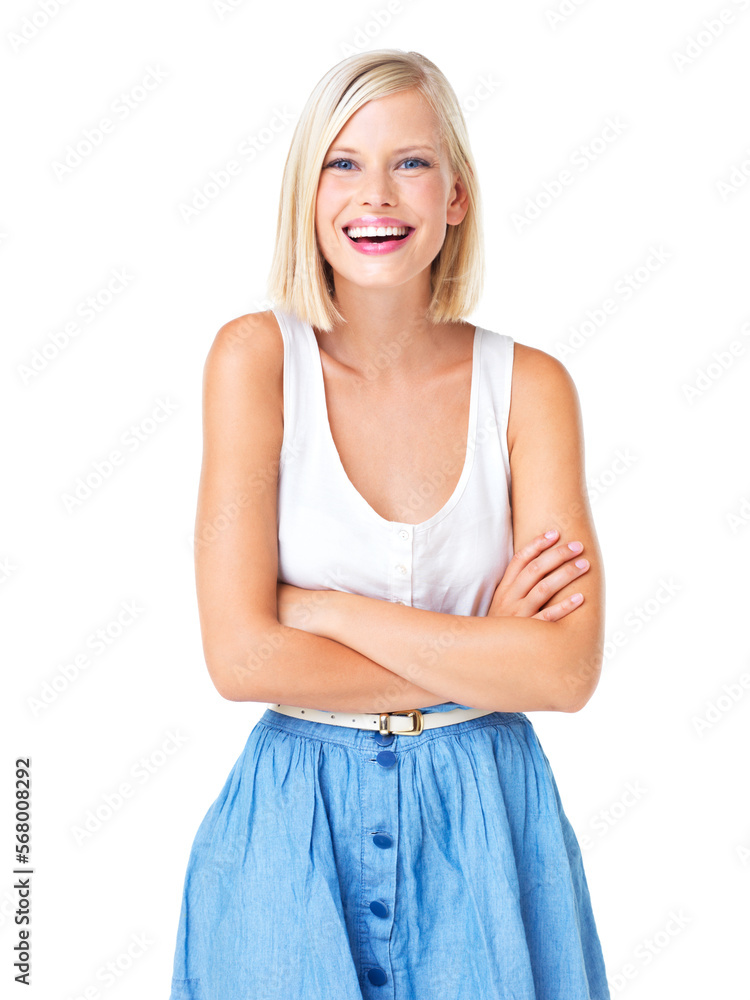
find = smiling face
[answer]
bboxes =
[314,88,468,296]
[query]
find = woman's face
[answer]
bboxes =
[315,88,467,295]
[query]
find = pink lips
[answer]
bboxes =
[343,222,416,256]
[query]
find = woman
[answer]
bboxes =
[169,49,611,1000]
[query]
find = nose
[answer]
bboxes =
[356,165,396,208]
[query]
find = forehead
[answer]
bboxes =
[331,89,440,143]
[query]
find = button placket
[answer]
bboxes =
[361,733,400,996]
[358,522,412,992]
[390,523,413,607]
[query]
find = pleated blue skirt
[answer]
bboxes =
[168,705,611,999]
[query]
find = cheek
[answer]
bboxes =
[315,175,337,207]
[315,189,337,237]
[422,181,451,213]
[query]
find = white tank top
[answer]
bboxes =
[273,307,515,711]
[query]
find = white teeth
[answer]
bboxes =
[346,225,410,238]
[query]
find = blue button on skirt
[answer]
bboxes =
[168,705,611,999]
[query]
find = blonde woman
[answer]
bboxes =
[168,49,611,1000]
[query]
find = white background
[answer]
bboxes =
[2,0,749,997]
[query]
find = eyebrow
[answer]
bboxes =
[328,145,439,156]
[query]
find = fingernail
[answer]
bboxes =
[568,541,583,553]
[544,530,557,539]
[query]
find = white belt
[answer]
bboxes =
[267,703,495,735]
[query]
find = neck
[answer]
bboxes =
[317,274,465,382]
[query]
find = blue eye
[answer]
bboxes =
[324,157,430,171]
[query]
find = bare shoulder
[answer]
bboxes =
[507,341,581,459]
[206,308,284,374]
[202,309,285,427]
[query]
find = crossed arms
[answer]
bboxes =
[194,314,605,715]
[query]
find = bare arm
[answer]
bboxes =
[194,311,450,712]
[276,344,606,714]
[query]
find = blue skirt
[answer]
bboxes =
[168,705,611,999]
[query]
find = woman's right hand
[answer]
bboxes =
[487,529,590,622]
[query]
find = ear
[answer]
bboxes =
[446,170,470,226]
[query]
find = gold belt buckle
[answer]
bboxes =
[378,709,424,736]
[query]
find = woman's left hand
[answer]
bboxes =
[276,582,334,634]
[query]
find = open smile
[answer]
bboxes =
[343,225,416,256]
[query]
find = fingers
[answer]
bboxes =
[533,591,585,623]
[490,529,590,620]
[508,529,590,619]
[527,551,590,609]
[503,528,562,588]
[510,529,588,590]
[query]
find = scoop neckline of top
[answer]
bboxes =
[301,316,483,531]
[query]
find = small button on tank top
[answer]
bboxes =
[273,307,515,623]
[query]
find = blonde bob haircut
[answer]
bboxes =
[267,49,484,333]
